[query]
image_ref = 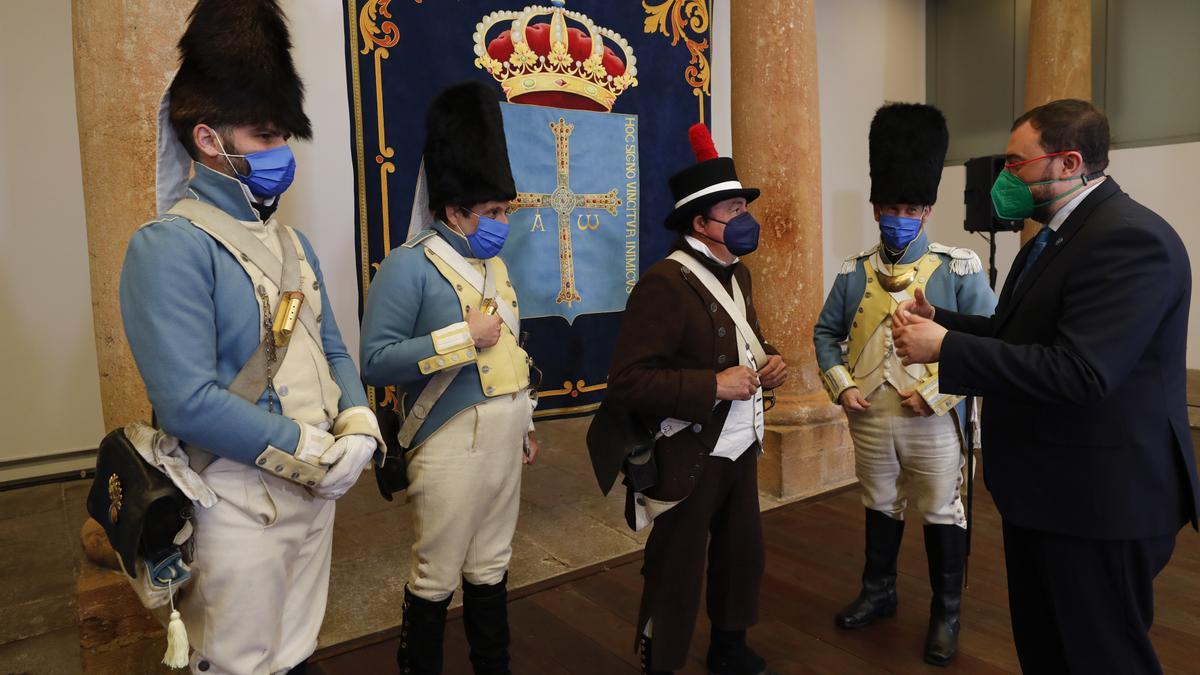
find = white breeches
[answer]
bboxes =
[847,385,966,528]
[181,458,335,675]
[405,394,530,601]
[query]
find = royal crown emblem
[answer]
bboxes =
[474,0,638,112]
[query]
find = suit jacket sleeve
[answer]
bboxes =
[608,271,719,423]
[934,306,995,336]
[939,223,1181,403]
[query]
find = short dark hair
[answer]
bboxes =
[1012,99,1110,173]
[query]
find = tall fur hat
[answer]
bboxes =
[167,0,311,157]
[423,80,517,215]
[868,103,949,206]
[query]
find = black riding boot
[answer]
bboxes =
[706,627,778,675]
[396,586,451,675]
[923,524,965,666]
[462,575,511,675]
[836,508,905,629]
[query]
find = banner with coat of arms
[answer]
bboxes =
[344,0,714,418]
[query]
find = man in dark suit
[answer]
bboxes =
[893,98,1199,674]
[608,124,786,675]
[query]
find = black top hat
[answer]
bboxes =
[423,81,517,215]
[665,124,760,231]
[869,103,949,206]
[167,0,311,156]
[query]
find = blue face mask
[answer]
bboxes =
[217,137,297,198]
[710,211,761,256]
[464,212,509,259]
[879,213,923,250]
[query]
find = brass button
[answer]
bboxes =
[482,366,491,374]
[275,465,284,472]
[240,253,250,262]
[291,472,300,479]
[258,458,267,466]
[312,281,320,291]
[487,386,495,394]
[691,424,702,433]
[710,302,719,313]
[456,284,463,291]
[257,284,267,295]
[317,314,324,323]
[718,327,726,338]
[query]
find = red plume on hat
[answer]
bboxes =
[688,123,719,162]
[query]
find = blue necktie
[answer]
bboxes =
[1016,226,1054,286]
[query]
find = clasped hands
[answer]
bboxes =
[716,354,788,401]
[892,288,948,367]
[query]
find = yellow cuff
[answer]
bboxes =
[431,322,474,354]
[419,345,477,375]
[255,445,328,487]
[821,365,856,403]
[333,405,385,449]
[915,376,963,417]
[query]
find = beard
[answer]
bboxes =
[217,131,252,177]
[1029,163,1058,223]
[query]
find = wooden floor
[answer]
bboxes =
[311,483,1200,675]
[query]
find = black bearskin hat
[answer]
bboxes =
[423,80,517,216]
[868,103,949,206]
[168,0,311,157]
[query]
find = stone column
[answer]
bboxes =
[72,1,191,429]
[731,0,854,499]
[1020,0,1092,243]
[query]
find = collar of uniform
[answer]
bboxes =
[879,228,930,265]
[675,236,738,281]
[431,220,476,259]
[683,234,739,268]
[1048,177,1106,232]
[187,162,263,222]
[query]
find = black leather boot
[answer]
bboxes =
[836,509,905,629]
[286,659,308,675]
[462,575,511,675]
[396,586,451,675]
[706,628,778,675]
[923,524,966,666]
[639,634,673,675]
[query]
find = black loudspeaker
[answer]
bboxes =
[963,155,1023,232]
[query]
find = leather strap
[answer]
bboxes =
[667,251,768,366]
[421,235,519,336]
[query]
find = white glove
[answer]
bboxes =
[312,435,378,500]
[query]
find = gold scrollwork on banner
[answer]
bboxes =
[643,0,712,123]
[359,0,399,254]
[540,379,608,400]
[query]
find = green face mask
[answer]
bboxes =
[990,170,1086,221]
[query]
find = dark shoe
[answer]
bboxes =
[836,509,905,629]
[396,586,451,675]
[639,634,673,675]
[286,659,308,675]
[462,575,511,675]
[706,628,778,675]
[922,524,966,666]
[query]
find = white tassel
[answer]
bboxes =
[163,580,190,669]
[839,257,858,275]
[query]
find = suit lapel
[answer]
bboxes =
[994,179,1122,332]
